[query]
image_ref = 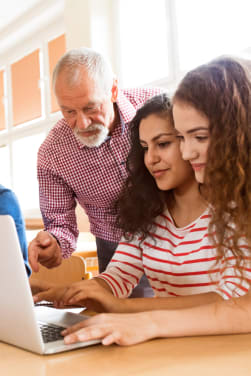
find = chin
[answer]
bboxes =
[195,171,205,184]
[156,182,172,191]
[74,127,108,147]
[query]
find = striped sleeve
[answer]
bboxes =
[98,237,144,298]
[215,246,251,299]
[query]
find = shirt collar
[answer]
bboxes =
[111,89,136,138]
[115,89,137,125]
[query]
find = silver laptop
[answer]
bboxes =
[0,215,100,354]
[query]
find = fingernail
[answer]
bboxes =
[64,335,73,344]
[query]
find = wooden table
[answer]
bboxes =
[1,333,251,376]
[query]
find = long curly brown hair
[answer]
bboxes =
[114,93,174,241]
[173,56,251,271]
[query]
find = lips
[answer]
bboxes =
[152,169,169,178]
[78,130,99,137]
[191,163,205,171]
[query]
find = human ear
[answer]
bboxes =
[111,78,118,102]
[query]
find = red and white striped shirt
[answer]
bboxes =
[37,88,162,257]
[99,209,251,299]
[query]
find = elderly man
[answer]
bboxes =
[29,47,161,296]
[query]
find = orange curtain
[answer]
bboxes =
[48,34,66,113]
[0,70,6,130]
[11,50,42,126]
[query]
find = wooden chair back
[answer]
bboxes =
[30,255,90,285]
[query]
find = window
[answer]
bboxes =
[118,0,169,87]
[48,34,66,113]
[118,0,251,88]
[11,49,42,126]
[12,133,46,211]
[0,32,65,217]
[175,0,251,71]
[0,144,11,188]
[0,70,6,130]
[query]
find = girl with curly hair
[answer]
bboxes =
[173,56,251,274]
[57,57,251,346]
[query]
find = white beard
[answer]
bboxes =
[73,124,109,147]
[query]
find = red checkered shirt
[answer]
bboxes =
[38,87,162,258]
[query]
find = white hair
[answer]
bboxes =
[73,124,109,148]
[52,47,114,94]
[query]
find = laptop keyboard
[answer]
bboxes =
[38,322,65,343]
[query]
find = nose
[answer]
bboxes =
[76,112,92,130]
[180,141,197,161]
[145,146,160,166]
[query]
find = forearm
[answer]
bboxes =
[93,277,114,293]
[151,294,251,338]
[117,291,223,313]
[62,294,251,347]
[39,167,78,258]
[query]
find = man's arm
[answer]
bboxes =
[38,166,79,254]
[29,159,78,271]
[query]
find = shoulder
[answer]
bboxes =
[121,87,165,107]
[0,185,16,201]
[0,186,21,216]
[38,118,75,166]
[39,118,70,153]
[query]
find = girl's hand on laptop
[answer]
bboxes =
[52,278,125,313]
[30,279,55,295]
[32,278,124,312]
[60,279,125,313]
[32,284,70,307]
[62,311,159,346]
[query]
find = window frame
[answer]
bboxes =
[0,19,65,218]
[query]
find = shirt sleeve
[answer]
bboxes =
[38,164,79,259]
[98,237,144,298]
[0,189,31,276]
[215,246,251,299]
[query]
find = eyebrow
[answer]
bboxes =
[140,132,175,143]
[84,102,96,107]
[185,127,209,134]
[60,102,97,110]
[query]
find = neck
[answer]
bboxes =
[169,179,207,228]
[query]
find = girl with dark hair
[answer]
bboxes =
[56,57,251,346]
